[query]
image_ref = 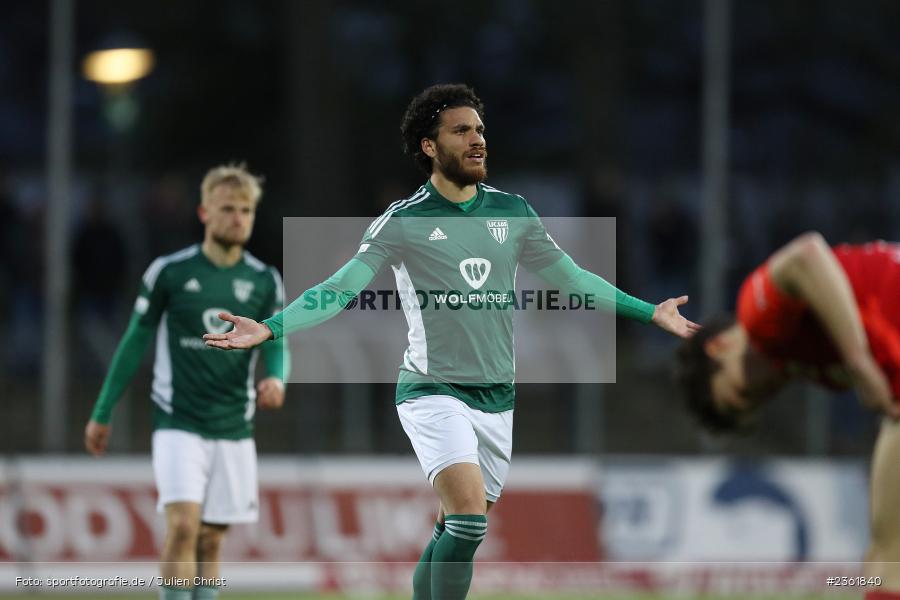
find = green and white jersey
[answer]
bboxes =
[354,180,565,412]
[136,245,284,438]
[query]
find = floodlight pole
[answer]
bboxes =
[42,0,75,452]
[700,0,731,318]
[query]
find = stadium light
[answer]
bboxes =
[82,47,155,86]
[82,37,155,133]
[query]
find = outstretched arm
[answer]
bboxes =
[204,257,377,350]
[769,231,899,417]
[533,254,700,339]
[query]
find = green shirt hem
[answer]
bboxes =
[395,380,515,413]
[153,411,254,440]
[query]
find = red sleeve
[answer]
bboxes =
[736,263,809,354]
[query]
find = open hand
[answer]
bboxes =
[203,312,273,350]
[652,296,701,339]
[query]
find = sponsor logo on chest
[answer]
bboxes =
[202,308,232,334]
[459,258,492,290]
[233,279,254,302]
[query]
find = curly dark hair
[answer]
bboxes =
[400,83,485,175]
[674,314,746,433]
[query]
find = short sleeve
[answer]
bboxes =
[355,212,403,274]
[737,263,808,349]
[518,199,566,272]
[134,258,170,328]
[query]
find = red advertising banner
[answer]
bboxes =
[0,457,869,595]
[0,457,601,564]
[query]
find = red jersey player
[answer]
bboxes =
[676,231,900,598]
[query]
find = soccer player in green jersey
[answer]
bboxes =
[204,84,697,600]
[84,164,289,600]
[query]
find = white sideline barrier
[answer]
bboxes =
[598,457,869,563]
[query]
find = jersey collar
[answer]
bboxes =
[199,244,245,271]
[424,180,484,213]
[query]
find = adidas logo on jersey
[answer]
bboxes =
[428,227,448,241]
[183,278,202,292]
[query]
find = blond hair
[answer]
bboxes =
[200,163,263,206]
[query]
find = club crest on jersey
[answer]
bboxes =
[486,219,508,244]
[459,258,491,290]
[233,279,254,303]
[202,308,232,334]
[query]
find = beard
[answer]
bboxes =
[211,230,249,249]
[435,144,487,188]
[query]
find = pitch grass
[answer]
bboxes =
[0,594,861,599]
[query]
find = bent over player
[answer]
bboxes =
[84,164,289,600]
[205,84,697,600]
[676,232,900,599]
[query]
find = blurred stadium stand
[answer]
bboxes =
[4,0,900,459]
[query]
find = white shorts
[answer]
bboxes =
[397,395,513,502]
[152,429,258,524]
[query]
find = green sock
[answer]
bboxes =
[431,514,487,600]
[193,585,219,599]
[159,585,192,600]
[413,521,445,600]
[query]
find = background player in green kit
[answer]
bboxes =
[203,85,697,600]
[84,164,289,600]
